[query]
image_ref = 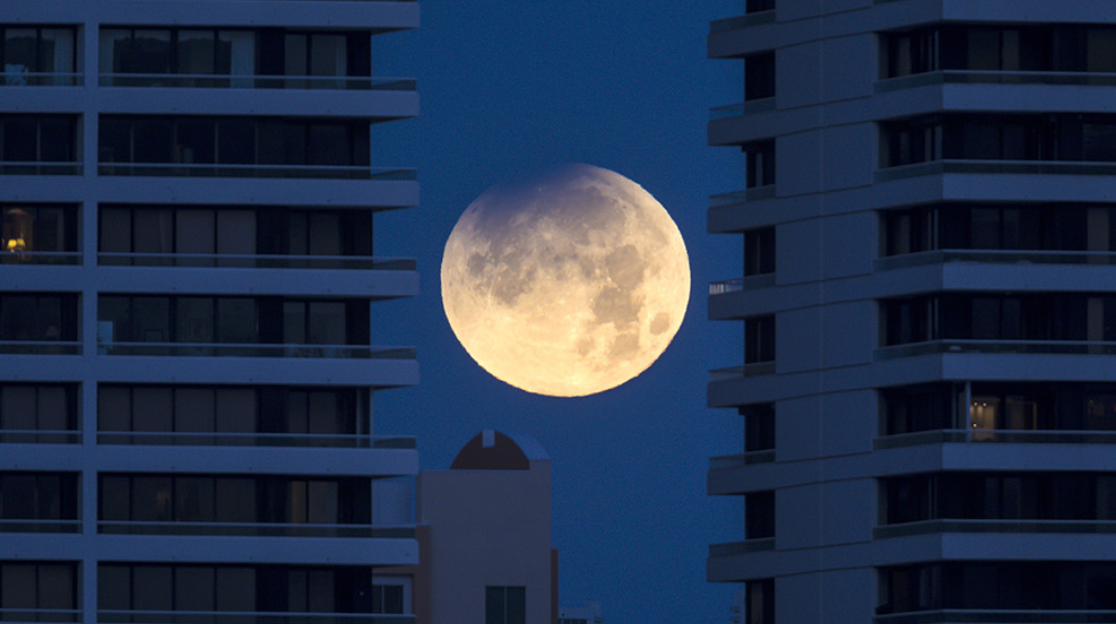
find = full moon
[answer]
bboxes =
[441,164,690,397]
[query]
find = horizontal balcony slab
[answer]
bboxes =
[874,609,1116,624]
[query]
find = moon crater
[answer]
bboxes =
[441,164,690,397]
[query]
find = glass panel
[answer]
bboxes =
[2,117,37,162]
[133,208,173,254]
[175,477,214,523]
[219,31,255,80]
[38,118,72,162]
[175,566,215,611]
[1,563,37,609]
[216,388,255,434]
[100,475,131,521]
[216,568,255,611]
[216,119,255,164]
[177,31,215,75]
[37,386,68,431]
[307,124,349,166]
[506,587,526,624]
[39,29,74,75]
[308,392,340,434]
[308,570,335,612]
[0,296,35,340]
[131,476,173,522]
[176,298,214,344]
[307,481,338,523]
[132,120,174,163]
[175,388,215,433]
[176,120,216,165]
[37,564,74,609]
[285,35,308,76]
[287,391,308,434]
[99,118,132,164]
[100,29,131,75]
[288,481,307,523]
[132,566,172,611]
[4,29,37,74]
[217,210,256,255]
[98,387,131,432]
[215,480,256,522]
[308,214,342,255]
[97,565,130,610]
[133,387,173,432]
[131,297,170,342]
[1,474,36,518]
[288,570,308,612]
[216,299,256,343]
[176,209,215,256]
[1,385,37,430]
[308,302,346,344]
[131,30,172,74]
[310,34,347,79]
[284,302,306,344]
[485,587,504,624]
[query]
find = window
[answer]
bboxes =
[0,293,78,341]
[98,474,369,525]
[0,472,78,521]
[0,115,76,163]
[741,403,775,452]
[0,384,77,434]
[882,27,938,78]
[745,315,775,364]
[881,384,956,436]
[880,117,940,167]
[743,140,775,188]
[744,227,775,276]
[879,561,1116,613]
[746,579,774,624]
[486,586,526,624]
[744,51,775,101]
[882,296,936,346]
[746,0,774,13]
[745,490,775,539]
[0,562,77,613]
[370,578,408,614]
[98,116,370,168]
[2,205,78,258]
[1,26,76,84]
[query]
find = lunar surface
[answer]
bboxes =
[441,163,690,397]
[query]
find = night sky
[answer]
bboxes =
[372,1,744,621]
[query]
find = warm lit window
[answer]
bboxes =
[2,205,77,257]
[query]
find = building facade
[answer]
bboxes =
[708,1,1116,622]
[0,0,420,621]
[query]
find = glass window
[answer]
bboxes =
[131,30,172,74]
[310,35,347,78]
[747,579,774,624]
[216,119,255,164]
[1,385,37,431]
[175,477,215,523]
[133,208,173,254]
[176,298,214,344]
[217,210,256,255]
[216,568,255,612]
[37,564,74,609]
[742,403,775,452]
[1,563,37,609]
[215,479,255,523]
[177,31,216,75]
[215,389,255,434]
[3,29,37,75]
[100,475,130,521]
[486,586,526,624]
[745,490,775,539]
[175,566,215,611]
[132,565,172,611]
[133,387,172,432]
[745,315,775,363]
[284,34,308,76]
[744,51,775,101]
[174,388,215,433]
[216,298,256,343]
[176,209,215,257]
[744,227,775,276]
[307,302,346,344]
[744,140,775,188]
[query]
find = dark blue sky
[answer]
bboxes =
[373,1,744,621]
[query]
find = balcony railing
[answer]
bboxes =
[1,71,83,86]
[877,69,1116,93]
[876,159,1116,183]
[708,538,775,557]
[709,98,775,119]
[0,519,81,533]
[709,274,775,295]
[875,429,1116,449]
[876,519,1116,540]
[709,362,775,382]
[709,450,775,469]
[875,609,1116,624]
[98,521,414,538]
[96,431,416,449]
[98,611,415,624]
[0,161,82,175]
[97,163,416,180]
[709,186,776,206]
[875,249,1116,271]
[0,429,81,444]
[0,251,82,265]
[97,342,414,359]
[97,253,415,270]
[876,339,1116,360]
[99,74,416,91]
[0,340,81,355]
[0,608,81,623]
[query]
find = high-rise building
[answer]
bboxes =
[707,2,1116,622]
[0,1,421,621]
